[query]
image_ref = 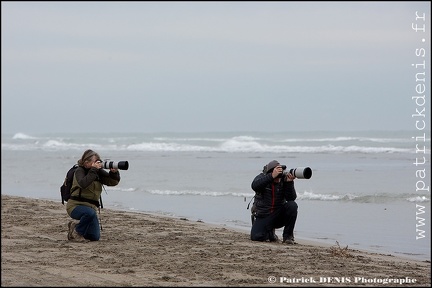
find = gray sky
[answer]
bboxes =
[1,1,430,134]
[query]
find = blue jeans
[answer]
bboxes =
[70,205,100,241]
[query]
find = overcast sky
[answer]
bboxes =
[1,1,430,134]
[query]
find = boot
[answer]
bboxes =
[67,220,87,242]
[269,229,279,242]
[67,220,76,240]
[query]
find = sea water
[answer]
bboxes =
[1,131,430,261]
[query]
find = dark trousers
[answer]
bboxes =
[250,201,298,242]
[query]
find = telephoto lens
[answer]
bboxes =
[289,167,312,179]
[103,161,129,170]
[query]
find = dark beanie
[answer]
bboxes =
[265,160,280,173]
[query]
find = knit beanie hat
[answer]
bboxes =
[264,160,280,173]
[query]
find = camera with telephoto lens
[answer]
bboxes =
[278,165,312,179]
[102,160,129,170]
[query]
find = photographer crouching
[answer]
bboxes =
[66,149,127,242]
[250,160,298,244]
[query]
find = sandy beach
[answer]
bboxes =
[1,194,430,287]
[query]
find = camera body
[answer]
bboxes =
[102,160,129,170]
[277,165,312,179]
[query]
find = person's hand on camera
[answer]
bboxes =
[92,160,102,169]
[285,172,296,182]
[271,166,284,178]
[110,168,118,173]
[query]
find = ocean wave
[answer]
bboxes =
[281,136,414,143]
[153,135,259,142]
[406,196,430,203]
[130,189,430,204]
[298,191,430,203]
[147,189,253,198]
[2,133,427,154]
[297,191,354,201]
[2,142,414,154]
[12,133,38,140]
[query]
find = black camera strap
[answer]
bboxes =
[246,195,255,210]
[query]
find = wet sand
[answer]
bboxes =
[1,195,430,287]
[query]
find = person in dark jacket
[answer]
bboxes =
[250,160,298,244]
[66,149,121,242]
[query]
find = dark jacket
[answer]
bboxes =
[251,173,297,217]
[66,166,120,215]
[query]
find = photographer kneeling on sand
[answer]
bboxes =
[66,149,121,242]
[250,160,298,244]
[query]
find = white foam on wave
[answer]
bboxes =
[142,189,431,204]
[282,136,413,143]
[147,189,253,198]
[42,140,104,151]
[407,196,430,202]
[2,133,424,154]
[127,142,210,152]
[297,191,347,201]
[12,133,37,140]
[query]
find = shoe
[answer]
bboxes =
[67,221,77,240]
[283,237,297,245]
[68,220,88,242]
[70,231,88,242]
[269,230,279,242]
